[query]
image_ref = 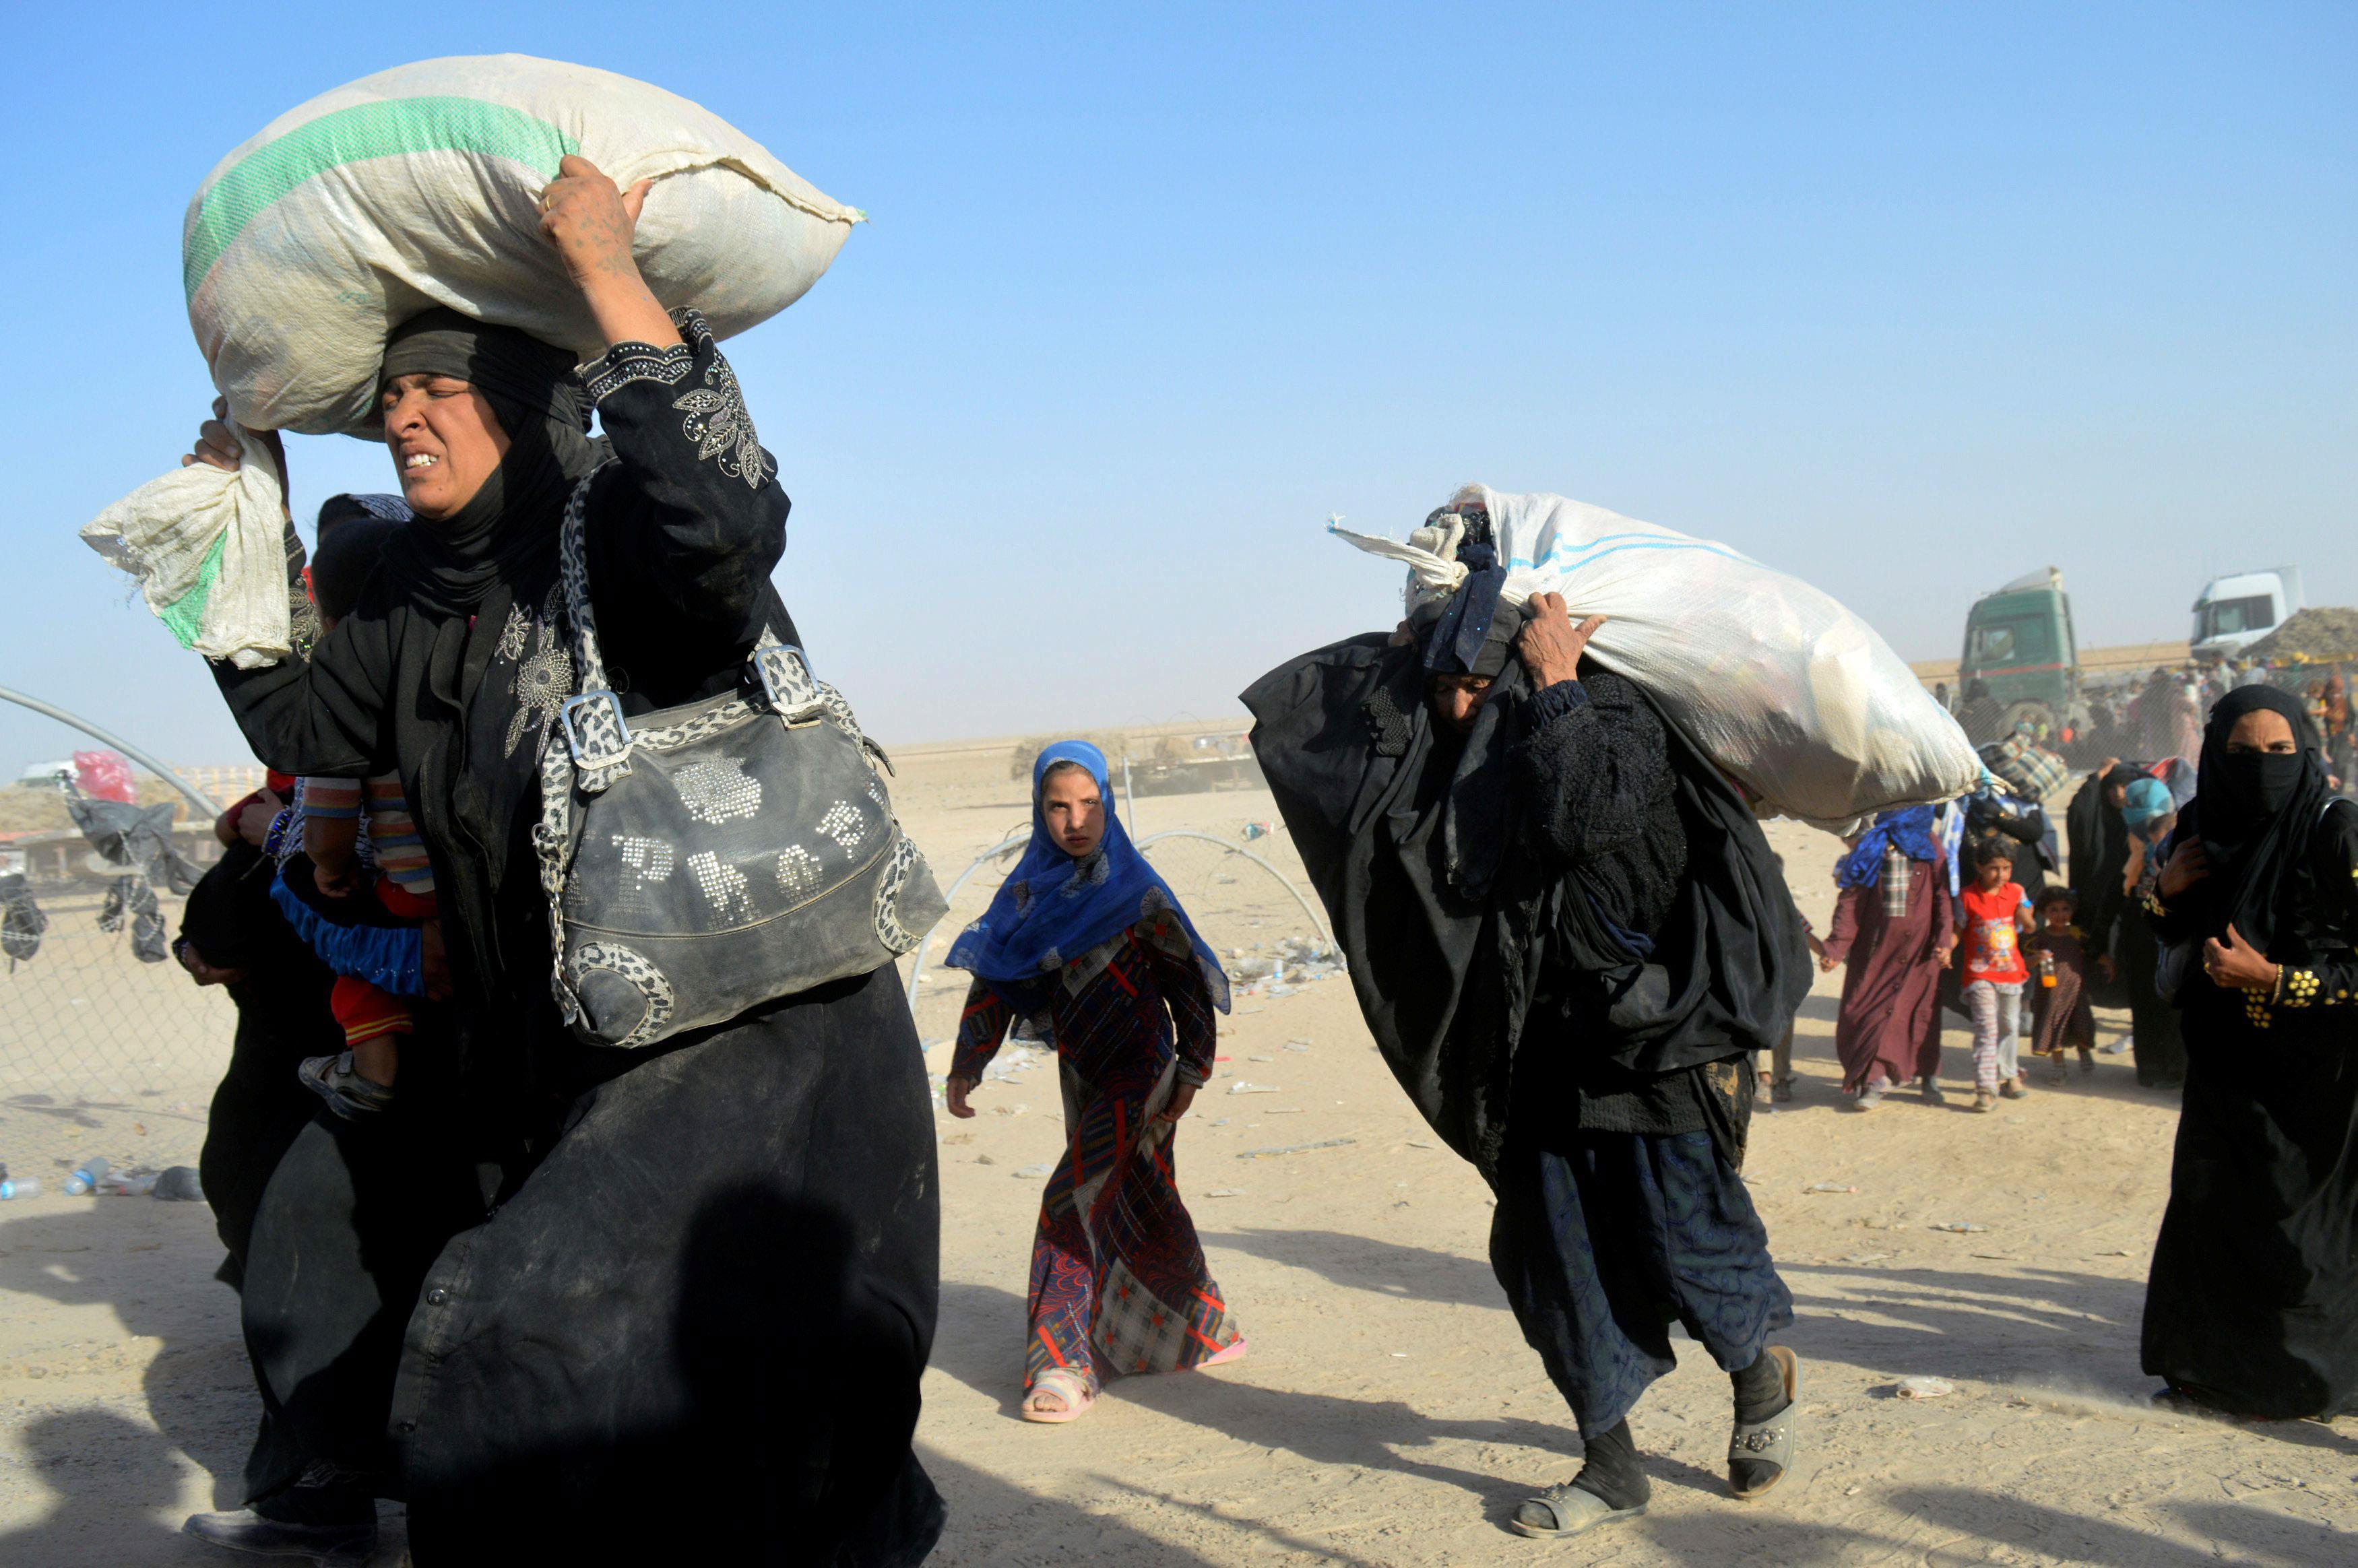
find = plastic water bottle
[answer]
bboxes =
[0,1178,40,1200]
[63,1157,110,1197]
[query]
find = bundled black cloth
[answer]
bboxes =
[1962,789,2056,903]
[0,871,44,964]
[1242,636,1810,1184]
[70,792,199,963]
[2141,686,2358,1418]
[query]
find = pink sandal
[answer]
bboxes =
[1021,1367,1097,1424]
[1200,1337,1250,1369]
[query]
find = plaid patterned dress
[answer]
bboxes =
[954,918,1242,1395]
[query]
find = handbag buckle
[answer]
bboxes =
[561,691,634,770]
[755,645,825,726]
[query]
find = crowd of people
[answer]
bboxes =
[131,154,2354,1562]
[1941,663,2358,787]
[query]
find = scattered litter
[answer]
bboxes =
[153,1167,203,1202]
[1840,1253,1889,1265]
[1237,1138,1357,1160]
[1389,1352,1409,1359]
[993,1103,1030,1117]
[982,1046,1039,1084]
[1969,1253,2017,1262]
[1405,1140,1434,1150]
[1215,1055,1232,1063]
[1208,1118,1230,1127]
[1895,1377,1956,1400]
[1265,1107,1304,1115]
[1804,1182,1858,1194]
[1929,1222,1987,1233]
[1283,1039,1312,1053]
[1227,1082,1280,1095]
[974,1154,996,1166]
[2097,1248,2132,1257]
[1248,1055,1274,1063]
[1207,1188,1245,1198]
[1015,1163,1053,1179]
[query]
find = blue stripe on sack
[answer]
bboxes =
[1510,534,1756,572]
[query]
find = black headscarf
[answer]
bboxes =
[307,502,410,623]
[2184,686,2336,954]
[178,842,284,972]
[372,309,603,618]
[1414,505,1524,678]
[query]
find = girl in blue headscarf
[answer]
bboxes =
[944,741,1245,1422]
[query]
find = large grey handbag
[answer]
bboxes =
[532,473,947,1049]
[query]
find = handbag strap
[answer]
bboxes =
[556,469,830,795]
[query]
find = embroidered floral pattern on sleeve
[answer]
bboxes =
[579,332,693,403]
[672,341,771,490]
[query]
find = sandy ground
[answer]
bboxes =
[2,740,2355,1566]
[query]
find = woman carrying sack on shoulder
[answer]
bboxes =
[185,158,942,1565]
[944,742,1248,1422]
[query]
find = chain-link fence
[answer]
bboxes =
[0,882,230,1177]
[899,825,1338,1052]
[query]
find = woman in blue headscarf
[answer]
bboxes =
[1821,806,1956,1109]
[945,741,1246,1422]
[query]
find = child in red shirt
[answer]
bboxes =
[1956,847,2033,1111]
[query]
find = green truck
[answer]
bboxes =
[1956,567,2085,744]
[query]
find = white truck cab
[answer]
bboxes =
[2192,567,2303,660]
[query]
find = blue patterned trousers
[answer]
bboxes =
[1489,1128,1793,1437]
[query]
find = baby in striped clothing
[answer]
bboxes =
[298,773,437,1116]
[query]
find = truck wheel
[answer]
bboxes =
[1999,700,2056,744]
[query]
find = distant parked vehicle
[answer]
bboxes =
[2192,566,2304,661]
[1957,568,2086,744]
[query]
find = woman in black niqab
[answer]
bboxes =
[2139,684,2358,1419]
[189,161,943,1564]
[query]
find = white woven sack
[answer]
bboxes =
[1334,485,1981,829]
[81,431,290,669]
[184,53,861,436]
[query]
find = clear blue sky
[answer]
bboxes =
[5,3,2352,780]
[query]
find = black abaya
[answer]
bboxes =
[208,313,941,1562]
[2140,691,2358,1418]
[179,845,349,1511]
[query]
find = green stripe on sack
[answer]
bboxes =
[156,535,226,651]
[185,97,581,300]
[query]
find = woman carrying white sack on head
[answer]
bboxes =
[171,156,943,1568]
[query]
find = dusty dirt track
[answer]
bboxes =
[1,737,2352,1565]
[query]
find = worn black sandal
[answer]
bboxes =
[1729,1345,1801,1499]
